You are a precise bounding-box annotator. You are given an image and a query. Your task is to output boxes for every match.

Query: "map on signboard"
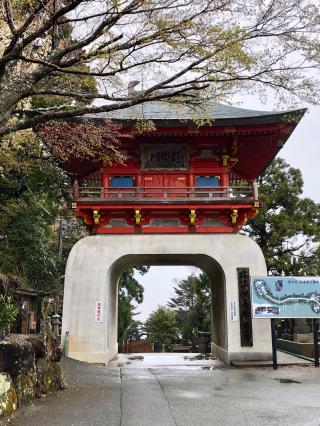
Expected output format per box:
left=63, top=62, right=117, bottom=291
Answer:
left=251, top=276, right=320, bottom=318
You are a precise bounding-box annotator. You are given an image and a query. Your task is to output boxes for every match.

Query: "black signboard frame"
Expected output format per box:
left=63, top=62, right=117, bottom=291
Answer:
left=140, top=143, right=189, bottom=171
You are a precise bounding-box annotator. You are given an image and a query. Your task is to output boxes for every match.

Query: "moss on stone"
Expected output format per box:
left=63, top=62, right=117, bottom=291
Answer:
left=0, top=374, right=17, bottom=418
left=2, top=388, right=17, bottom=417
left=36, top=359, right=67, bottom=396
left=14, top=371, right=37, bottom=406
left=0, top=335, right=67, bottom=419
left=46, top=362, right=67, bottom=392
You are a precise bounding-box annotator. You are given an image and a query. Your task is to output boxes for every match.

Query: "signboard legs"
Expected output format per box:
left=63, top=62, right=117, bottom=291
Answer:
left=271, top=319, right=277, bottom=370
left=312, top=319, right=319, bottom=368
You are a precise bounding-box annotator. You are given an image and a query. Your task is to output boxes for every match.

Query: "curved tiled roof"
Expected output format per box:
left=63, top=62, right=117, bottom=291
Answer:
left=85, top=101, right=305, bottom=125
left=64, top=101, right=305, bottom=180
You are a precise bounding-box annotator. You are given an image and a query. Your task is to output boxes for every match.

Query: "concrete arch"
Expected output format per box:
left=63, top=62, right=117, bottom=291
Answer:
left=62, top=234, right=272, bottom=364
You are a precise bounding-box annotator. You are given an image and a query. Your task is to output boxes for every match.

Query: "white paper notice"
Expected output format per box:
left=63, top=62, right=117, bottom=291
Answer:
left=230, top=300, right=238, bottom=321
left=95, top=301, right=103, bottom=323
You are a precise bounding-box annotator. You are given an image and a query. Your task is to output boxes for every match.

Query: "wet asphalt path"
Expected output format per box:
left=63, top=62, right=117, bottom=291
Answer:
left=4, top=353, right=320, bottom=426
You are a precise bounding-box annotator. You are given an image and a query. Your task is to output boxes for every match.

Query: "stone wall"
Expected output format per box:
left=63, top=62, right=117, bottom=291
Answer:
left=0, top=334, right=66, bottom=418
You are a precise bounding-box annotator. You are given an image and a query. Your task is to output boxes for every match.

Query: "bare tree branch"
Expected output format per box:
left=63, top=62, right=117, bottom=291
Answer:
left=1, top=0, right=320, bottom=138
left=3, top=0, right=16, bottom=34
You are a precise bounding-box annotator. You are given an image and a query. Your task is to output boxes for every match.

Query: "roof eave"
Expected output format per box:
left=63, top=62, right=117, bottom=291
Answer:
left=85, top=108, right=306, bottom=129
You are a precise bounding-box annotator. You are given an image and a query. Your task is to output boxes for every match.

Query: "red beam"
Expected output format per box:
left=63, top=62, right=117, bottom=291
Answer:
left=95, top=226, right=234, bottom=234
left=74, top=203, right=256, bottom=210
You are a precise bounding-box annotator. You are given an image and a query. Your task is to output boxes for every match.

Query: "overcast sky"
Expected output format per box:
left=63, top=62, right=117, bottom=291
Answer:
left=134, top=101, right=320, bottom=323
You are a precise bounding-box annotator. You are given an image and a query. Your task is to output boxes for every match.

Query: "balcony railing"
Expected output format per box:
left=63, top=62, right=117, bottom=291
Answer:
left=73, top=183, right=258, bottom=202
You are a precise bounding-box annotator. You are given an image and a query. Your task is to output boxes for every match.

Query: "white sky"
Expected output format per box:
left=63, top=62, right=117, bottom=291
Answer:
left=134, top=266, right=200, bottom=322
left=134, top=99, right=320, bottom=323
left=276, top=106, right=320, bottom=202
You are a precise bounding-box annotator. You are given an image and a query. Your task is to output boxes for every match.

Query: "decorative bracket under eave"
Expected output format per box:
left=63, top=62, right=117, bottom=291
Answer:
left=93, top=210, right=100, bottom=225
left=231, top=209, right=238, bottom=225
left=252, top=202, right=260, bottom=216
left=252, top=207, right=259, bottom=216
left=134, top=209, right=142, bottom=225
left=221, top=154, right=229, bottom=167
left=221, top=154, right=238, bottom=168
left=189, top=209, right=196, bottom=225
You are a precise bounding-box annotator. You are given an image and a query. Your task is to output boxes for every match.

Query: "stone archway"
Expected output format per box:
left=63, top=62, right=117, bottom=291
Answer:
left=61, top=234, right=271, bottom=364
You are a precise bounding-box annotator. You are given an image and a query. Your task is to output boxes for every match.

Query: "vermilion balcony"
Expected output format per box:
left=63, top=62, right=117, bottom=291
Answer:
left=71, top=181, right=260, bottom=233
left=73, top=182, right=259, bottom=203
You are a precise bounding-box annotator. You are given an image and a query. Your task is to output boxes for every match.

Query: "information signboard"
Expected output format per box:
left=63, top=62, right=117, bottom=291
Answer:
left=251, top=276, right=320, bottom=319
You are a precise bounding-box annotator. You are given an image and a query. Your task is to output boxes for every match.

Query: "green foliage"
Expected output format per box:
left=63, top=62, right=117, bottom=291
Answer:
left=0, top=130, right=85, bottom=291
left=11, top=0, right=41, bottom=12
left=245, top=158, right=320, bottom=275
left=31, top=66, right=98, bottom=110
left=168, top=273, right=211, bottom=344
left=144, top=306, right=177, bottom=347
left=118, top=267, right=148, bottom=343
left=0, top=295, right=19, bottom=331
left=125, top=320, right=144, bottom=342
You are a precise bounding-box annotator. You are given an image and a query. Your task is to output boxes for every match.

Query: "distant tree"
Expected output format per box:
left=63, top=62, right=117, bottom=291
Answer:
left=0, top=130, right=84, bottom=291
left=1, top=1, right=320, bottom=138
left=245, top=158, right=320, bottom=275
left=125, top=320, right=144, bottom=342
left=144, top=306, right=177, bottom=351
left=168, top=273, right=211, bottom=344
left=118, top=266, right=148, bottom=344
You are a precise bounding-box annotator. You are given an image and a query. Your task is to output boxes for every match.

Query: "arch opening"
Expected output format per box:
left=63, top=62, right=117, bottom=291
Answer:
left=108, top=254, right=227, bottom=355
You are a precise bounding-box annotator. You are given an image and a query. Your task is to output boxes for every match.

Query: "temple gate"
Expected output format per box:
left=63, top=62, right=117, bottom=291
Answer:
left=60, top=102, right=304, bottom=364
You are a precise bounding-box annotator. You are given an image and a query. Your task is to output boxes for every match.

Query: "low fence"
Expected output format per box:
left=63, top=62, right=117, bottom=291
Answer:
left=119, top=340, right=153, bottom=353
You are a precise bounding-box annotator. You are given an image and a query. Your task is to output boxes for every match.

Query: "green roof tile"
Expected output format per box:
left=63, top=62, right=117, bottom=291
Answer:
left=85, top=101, right=304, bottom=124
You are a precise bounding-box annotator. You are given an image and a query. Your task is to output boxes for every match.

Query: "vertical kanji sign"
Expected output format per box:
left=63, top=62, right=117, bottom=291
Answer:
left=230, top=300, right=238, bottom=322
left=95, top=301, right=103, bottom=323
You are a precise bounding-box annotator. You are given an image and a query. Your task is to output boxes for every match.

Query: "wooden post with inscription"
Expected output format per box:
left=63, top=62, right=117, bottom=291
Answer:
left=237, top=267, right=253, bottom=347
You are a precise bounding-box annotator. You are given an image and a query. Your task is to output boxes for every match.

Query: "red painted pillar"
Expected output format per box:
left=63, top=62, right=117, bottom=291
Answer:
left=136, top=174, right=142, bottom=198
left=101, top=173, right=109, bottom=198
left=188, top=173, right=195, bottom=198
left=220, top=172, right=229, bottom=197
left=73, top=179, right=79, bottom=199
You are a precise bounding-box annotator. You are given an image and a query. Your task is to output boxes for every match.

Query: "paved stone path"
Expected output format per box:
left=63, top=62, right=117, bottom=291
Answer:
left=4, top=353, right=320, bottom=426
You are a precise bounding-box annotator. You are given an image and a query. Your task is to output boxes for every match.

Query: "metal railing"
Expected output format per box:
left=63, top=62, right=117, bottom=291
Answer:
left=74, top=184, right=257, bottom=201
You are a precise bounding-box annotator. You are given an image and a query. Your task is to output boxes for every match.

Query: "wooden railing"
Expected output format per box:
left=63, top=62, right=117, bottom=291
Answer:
left=73, top=183, right=258, bottom=201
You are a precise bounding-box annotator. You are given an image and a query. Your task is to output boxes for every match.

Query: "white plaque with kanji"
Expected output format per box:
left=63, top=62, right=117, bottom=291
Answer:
left=95, top=301, right=103, bottom=323
left=230, top=300, right=238, bottom=322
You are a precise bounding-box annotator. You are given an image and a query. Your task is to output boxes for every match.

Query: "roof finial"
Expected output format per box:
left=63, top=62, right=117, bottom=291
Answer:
left=128, top=80, right=140, bottom=96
